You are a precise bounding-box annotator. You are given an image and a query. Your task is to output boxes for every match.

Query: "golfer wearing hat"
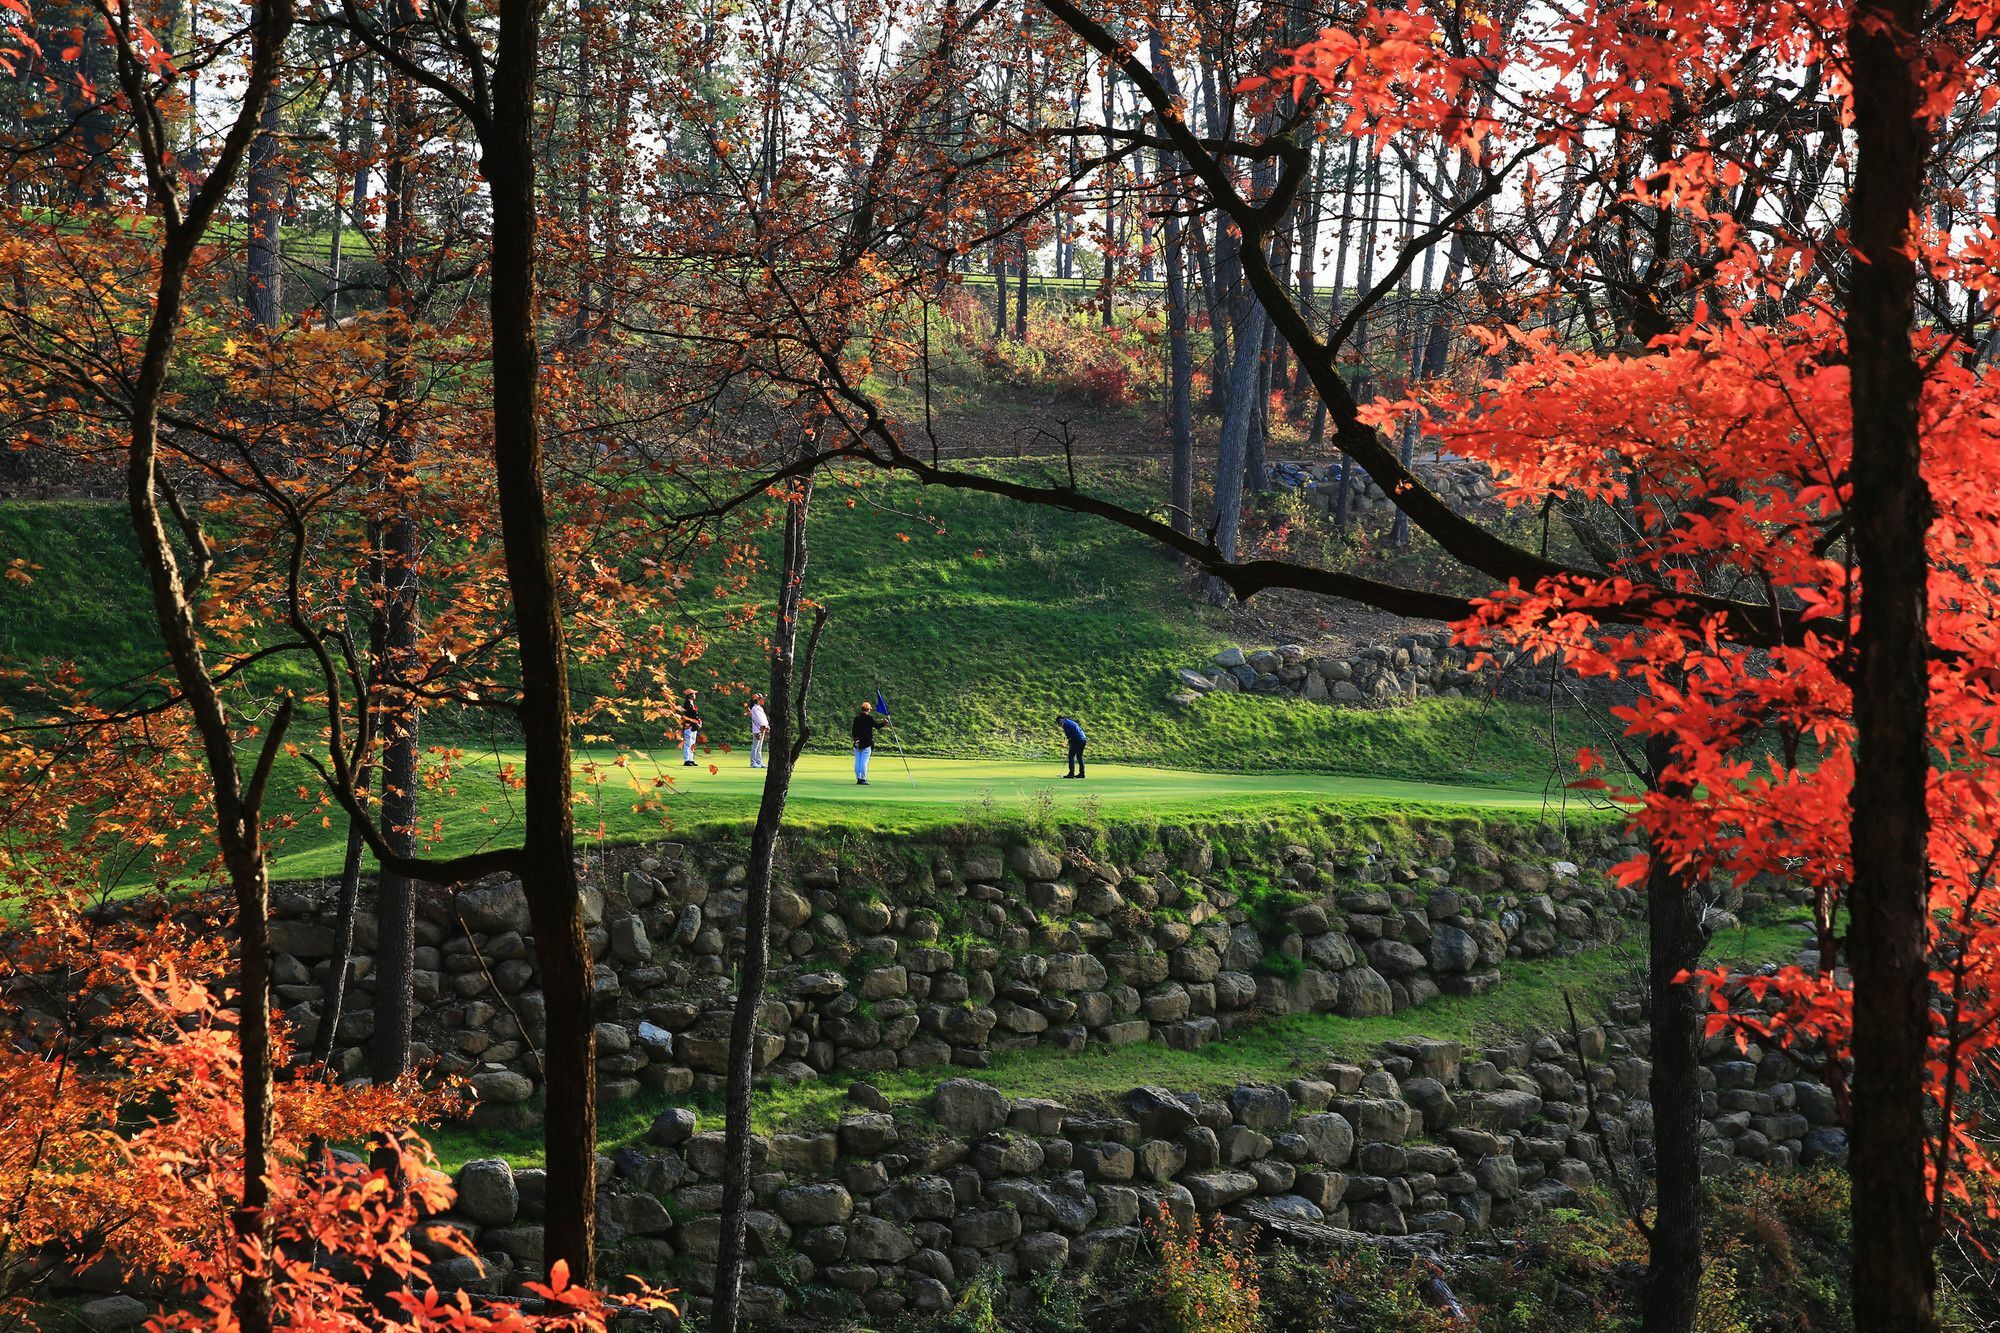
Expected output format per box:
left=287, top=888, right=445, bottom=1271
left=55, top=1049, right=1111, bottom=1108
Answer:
left=851, top=699, right=892, bottom=785
left=680, top=688, right=703, bottom=767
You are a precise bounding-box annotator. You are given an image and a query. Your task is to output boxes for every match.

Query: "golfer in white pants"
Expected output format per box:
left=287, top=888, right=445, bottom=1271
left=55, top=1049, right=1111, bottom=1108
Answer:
left=679, top=688, right=702, bottom=767
left=748, top=693, right=770, bottom=768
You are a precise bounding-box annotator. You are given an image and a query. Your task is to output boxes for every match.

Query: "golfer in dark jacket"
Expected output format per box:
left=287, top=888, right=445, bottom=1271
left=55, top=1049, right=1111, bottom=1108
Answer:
left=851, top=700, right=892, bottom=784
left=680, top=689, right=703, bottom=767
left=1059, top=715, right=1087, bottom=778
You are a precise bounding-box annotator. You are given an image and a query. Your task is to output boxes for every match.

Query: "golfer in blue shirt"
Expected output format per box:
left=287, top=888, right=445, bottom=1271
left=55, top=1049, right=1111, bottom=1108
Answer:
left=1059, top=715, right=1087, bottom=779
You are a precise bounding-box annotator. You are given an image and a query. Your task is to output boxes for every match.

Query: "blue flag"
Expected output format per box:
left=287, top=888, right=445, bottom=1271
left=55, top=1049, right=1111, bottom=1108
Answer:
left=874, top=690, right=891, bottom=718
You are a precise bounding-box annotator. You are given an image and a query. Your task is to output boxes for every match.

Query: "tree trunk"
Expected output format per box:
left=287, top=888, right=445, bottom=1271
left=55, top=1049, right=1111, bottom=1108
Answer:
left=369, top=40, right=422, bottom=1089
left=367, top=571, right=420, bottom=1083
left=1643, top=735, right=1708, bottom=1333
left=245, top=81, right=283, bottom=327
left=486, top=0, right=597, bottom=1280
left=710, top=480, right=826, bottom=1332
left=1309, top=138, right=1360, bottom=450
left=1150, top=28, right=1193, bottom=538
left=993, top=240, right=1008, bottom=338
left=1844, top=0, right=1938, bottom=1326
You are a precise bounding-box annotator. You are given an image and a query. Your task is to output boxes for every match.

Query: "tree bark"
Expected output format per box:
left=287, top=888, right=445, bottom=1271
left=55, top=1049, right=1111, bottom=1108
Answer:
left=1844, top=0, right=1938, bottom=1326
left=709, top=481, right=826, bottom=1332
left=1149, top=29, right=1193, bottom=538
left=1642, top=735, right=1708, bottom=1333
left=246, top=81, right=283, bottom=327
left=485, top=0, right=598, bottom=1280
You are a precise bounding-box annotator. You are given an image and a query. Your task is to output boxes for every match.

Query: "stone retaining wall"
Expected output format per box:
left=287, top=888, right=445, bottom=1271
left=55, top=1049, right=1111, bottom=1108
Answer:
left=274, top=820, right=1664, bottom=1125
left=425, top=979, right=1841, bottom=1324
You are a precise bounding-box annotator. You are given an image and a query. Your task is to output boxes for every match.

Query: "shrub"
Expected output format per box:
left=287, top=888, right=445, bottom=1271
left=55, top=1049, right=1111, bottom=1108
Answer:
left=1144, top=1202, right=1260, bottom=1333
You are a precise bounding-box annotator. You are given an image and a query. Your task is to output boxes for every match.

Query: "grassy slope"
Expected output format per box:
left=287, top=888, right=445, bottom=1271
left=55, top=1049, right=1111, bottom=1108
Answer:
left=426, top=915, right=1811, bottom=1170
left=1, top=482, right=1584, bottom=783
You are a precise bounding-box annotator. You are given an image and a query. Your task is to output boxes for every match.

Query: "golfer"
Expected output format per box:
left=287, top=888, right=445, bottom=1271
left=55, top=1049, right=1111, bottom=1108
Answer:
left=851, top=699, right=892, bottom=785
left=679, top=688, right=703, bottom=767
left=1059, top=714, right=1087, bottom=779
left=747, top=693, right=770, bottom=769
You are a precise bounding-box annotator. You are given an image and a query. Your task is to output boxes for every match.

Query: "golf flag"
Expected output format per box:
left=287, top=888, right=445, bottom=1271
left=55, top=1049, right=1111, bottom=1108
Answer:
left=875, top=690, right=890, bottom=717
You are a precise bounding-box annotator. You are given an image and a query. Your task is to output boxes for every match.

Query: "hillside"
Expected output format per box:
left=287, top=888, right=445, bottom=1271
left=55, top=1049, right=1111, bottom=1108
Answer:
left=0, top=472, right=1584, bottom=795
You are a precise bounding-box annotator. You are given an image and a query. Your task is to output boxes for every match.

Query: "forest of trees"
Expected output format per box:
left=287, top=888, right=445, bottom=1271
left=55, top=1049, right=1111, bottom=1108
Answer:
left=0, top=0, right=1997, bottom=1328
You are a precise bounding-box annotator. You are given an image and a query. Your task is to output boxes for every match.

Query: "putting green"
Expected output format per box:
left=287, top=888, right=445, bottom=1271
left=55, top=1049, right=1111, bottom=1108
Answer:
left=262, top=749, right=1593, bottom=882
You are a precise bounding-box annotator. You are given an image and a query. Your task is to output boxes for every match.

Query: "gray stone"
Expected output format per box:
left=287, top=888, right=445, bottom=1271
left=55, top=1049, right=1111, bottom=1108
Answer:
left=1128, top=1086, right=1199, bottom=1136
left=1365, top=939, right=1427, bottom=976
left=1182, top=1170, right=1259, bottom=1210
left=1334, top=966, right=1394, bottom=1017
left=471, top=1070, right=535, bottom=1105
left=933, top=1078, right=1009, bottom=1136
left=1018, top=1230, right=1071, bottom=1273
left=610, top=914, right=652, bottom=964
left=458, top=882, right=532, bottom=934
left=266, top=919, right=335, bottom=957
left=1010, top=844, right=1064, bottom=880
left=859, top=966, right=908, bottom=1000
left=776, top=1182, right=855, bottom=1227
left=455, top=1158, right=519, bottom=1226
left=953, top=1208, right=1023, bottom=1249
left=1426, top=925, right=1480, bottom=974
left=79, top=1297, right=148, bottom=1332
left=1230, top=1084, right=1292, bottom=1130
left=1292, top=1113, right=1356, bottom=1166
left=848, top=1215, right=917, bottom=1262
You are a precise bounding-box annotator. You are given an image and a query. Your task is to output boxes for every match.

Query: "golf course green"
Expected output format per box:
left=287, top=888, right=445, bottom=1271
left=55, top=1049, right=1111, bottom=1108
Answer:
left=262, top=750, right=1597, bottom=881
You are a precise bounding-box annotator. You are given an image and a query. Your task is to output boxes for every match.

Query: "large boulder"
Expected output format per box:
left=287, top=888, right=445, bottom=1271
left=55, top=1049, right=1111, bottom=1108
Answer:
left=1334, top=966, right=1394, bottom=1017
left=1292, top=1112, right=1357, bottom=1167
left=933, top=1078, right=1009, bottom=1136
left=455, top=1158, right=519, bottom=1226
left=1010, top=844, right=1064, bottom=881
left=458, top=881, right=531, bottom=934
left=1128, top=1086, right=1199, bottom=1136
left=1426, top=925, right=1480, bottom=975
left=776, top=1183, right=855, bottom=1227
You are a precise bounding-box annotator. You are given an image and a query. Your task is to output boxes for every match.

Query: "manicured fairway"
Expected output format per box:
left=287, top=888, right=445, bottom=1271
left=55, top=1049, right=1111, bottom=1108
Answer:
left=262, top=750, right=1598, bottom=881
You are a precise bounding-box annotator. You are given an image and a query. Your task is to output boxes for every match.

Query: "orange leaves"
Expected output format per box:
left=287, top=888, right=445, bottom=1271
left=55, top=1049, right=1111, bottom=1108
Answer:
left=1243, top=9, right=1501, bottom=154
left=0, top=916, right=668, bottom=1330
left=1443, top=292, right=2000, bottom=1226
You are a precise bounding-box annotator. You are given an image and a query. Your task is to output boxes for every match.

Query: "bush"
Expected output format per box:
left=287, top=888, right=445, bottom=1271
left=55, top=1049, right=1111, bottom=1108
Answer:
left=1144, top=1202, right=1260, bottom=1333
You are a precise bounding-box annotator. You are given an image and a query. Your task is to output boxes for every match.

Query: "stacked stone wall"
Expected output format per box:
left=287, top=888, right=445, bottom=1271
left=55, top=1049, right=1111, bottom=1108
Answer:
left=270, top=819, right=1685, bottom=1124
left=425, top=983, right=1841, bottom=1323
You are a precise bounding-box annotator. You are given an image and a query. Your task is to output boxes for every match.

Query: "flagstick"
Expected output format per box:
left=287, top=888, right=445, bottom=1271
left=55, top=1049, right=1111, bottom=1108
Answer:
left=876, top=684, right=917, bottom=787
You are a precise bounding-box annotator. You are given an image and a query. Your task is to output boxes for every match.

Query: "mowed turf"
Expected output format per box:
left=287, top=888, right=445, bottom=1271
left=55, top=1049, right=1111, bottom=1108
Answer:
left=261, top=750, right=1594, bottom=882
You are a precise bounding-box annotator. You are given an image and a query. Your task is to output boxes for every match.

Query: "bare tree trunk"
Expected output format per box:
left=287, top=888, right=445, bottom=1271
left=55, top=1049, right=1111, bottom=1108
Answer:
left=368, top=14, right=422, bottom=1090
left=487, top=0, right=598, bottom=1280
left=246, top=81, right=284, bottom=327
left=1148, top=28, right=1193, bottom=537
left=1642, top=733, right=1709, bottom=1333
left=1844, top=0, right=1938, bottom=1325
left=325, top=60, right=351, bottom=328
left=367, top=519, right=420, bottom=1083
left=1308, top=138, right=1359, bottom=449
left=993, top=238, right=1008, bottom=337
left=1015, top=231, right=1029, bottom=339
left=710, top=480, right=827, bottom=1333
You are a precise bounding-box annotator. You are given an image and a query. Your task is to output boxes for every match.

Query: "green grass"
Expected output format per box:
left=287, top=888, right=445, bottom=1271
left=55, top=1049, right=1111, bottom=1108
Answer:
left=425, top=912, right=1812, bottom=1171
left=257, top=750, right=1605, bottom=882
left=1, top=482, right=1592, bottom=789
